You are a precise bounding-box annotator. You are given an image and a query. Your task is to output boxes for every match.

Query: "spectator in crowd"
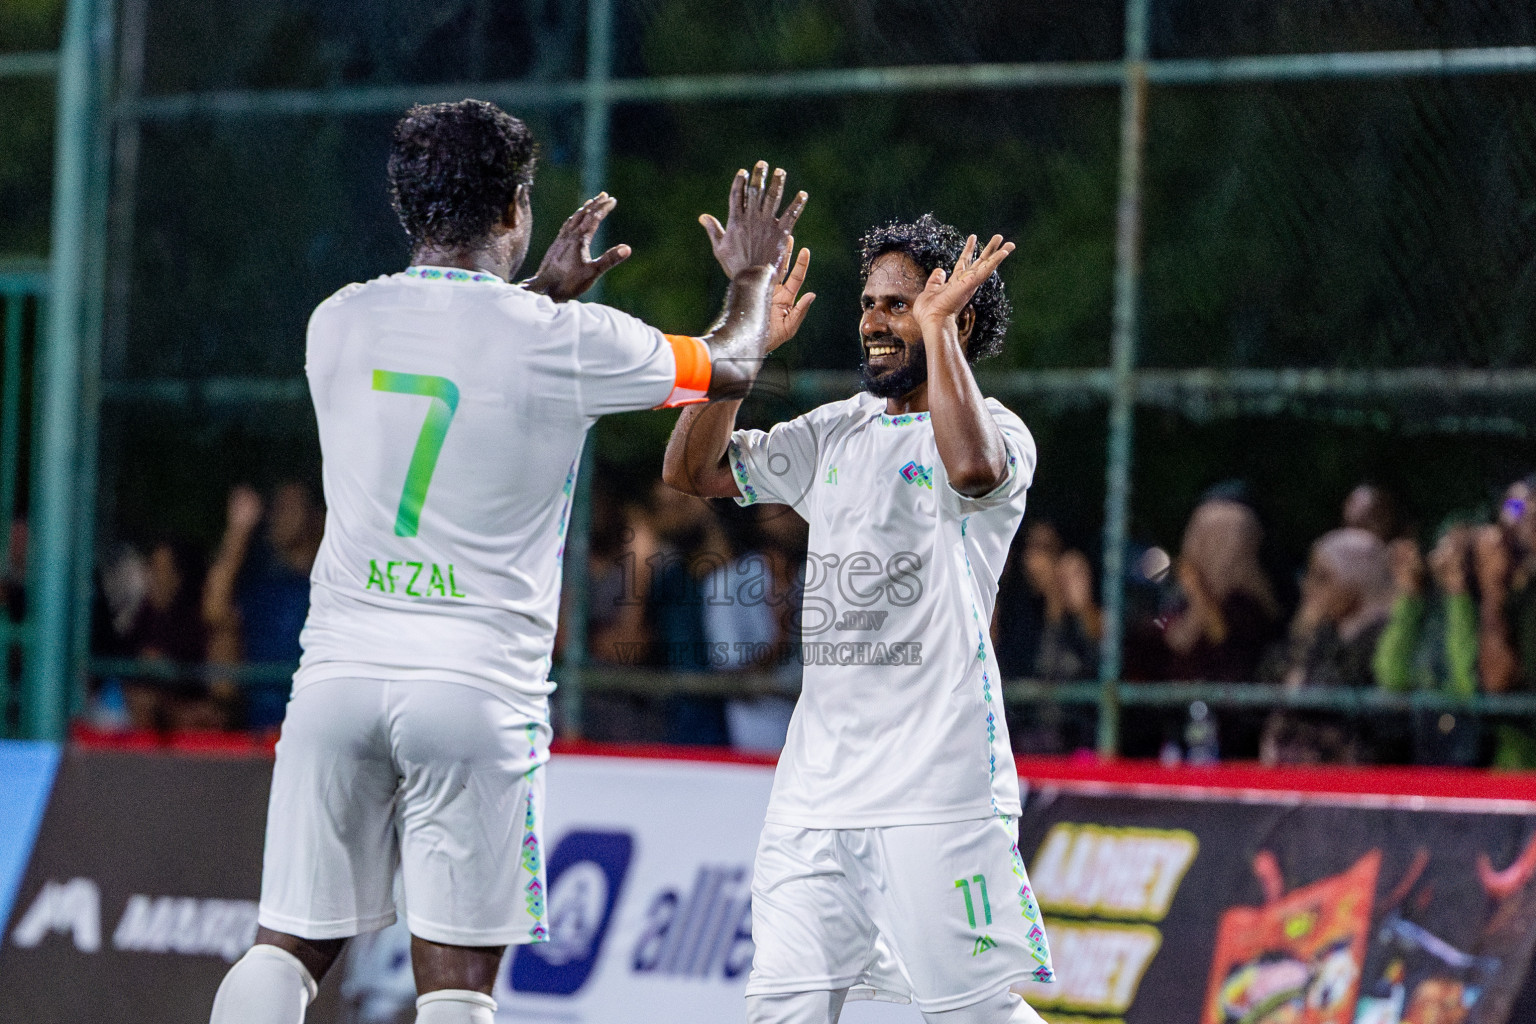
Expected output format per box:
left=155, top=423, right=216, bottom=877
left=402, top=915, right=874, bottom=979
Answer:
left=1374, top=524, right=1482, bottom=764
left=707, top=504, right=795, bottom=752
left=1259, top=528, right=1395, bottom=765
left=993, top=520, right=1101, bottom=753
left=755, top=499, right=809, bottom=649
left=995, top=520, right=1101, bottom=681
left=1475, top=476, right=1536, bottom=692
left=645, top=479, right=731, bottom=744
left=203, top=481, right=323, bottom=731
left=98, top=541, right=147, bottom=646
left=1342, top=482, right=1403, bottom=542
left=1147, top=496, right=1283, bottom=759
left=1162, top=497, right=1282, bottom=683
left=122, top=538, right=218, bottom=731
left=1473, top=475, right=1536, bottom=767
left=570, top=488, right=664, bottom=741
left=585, top=490, right=657, bottom=668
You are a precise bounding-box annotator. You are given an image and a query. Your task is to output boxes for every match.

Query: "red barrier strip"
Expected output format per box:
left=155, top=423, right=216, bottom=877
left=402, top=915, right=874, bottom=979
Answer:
left=66, top=727, right=1536, bottom=804
left=70, top=723, right=279, bottom=756
left=1011, top=755, right=1536, bottom=806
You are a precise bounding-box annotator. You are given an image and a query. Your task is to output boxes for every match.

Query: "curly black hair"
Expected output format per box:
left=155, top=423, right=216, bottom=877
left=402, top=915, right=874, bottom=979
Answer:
left=858, top=214, right=1012, bottom=362
left=388, top=100, right=537, bottom=251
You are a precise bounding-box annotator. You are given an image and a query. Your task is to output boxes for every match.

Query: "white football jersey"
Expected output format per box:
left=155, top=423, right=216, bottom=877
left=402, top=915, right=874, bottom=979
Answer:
left=296, top=266, right=695, bottom=718
left=730, top=392, right=1035, bottom=827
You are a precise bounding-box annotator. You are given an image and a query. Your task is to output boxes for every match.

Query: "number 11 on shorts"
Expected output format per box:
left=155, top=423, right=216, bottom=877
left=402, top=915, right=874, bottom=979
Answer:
left=372, top=370, right=460, bottom=538
left=955, top=875, right=992, bottom=928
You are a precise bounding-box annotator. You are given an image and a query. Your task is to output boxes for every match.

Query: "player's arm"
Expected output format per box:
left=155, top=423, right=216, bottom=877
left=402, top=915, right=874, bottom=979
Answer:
left=664, top=243, right=814, bottom=499
left=569, top=167, right=804, bottom=425
left=913, top=234, right=1015, bottom=497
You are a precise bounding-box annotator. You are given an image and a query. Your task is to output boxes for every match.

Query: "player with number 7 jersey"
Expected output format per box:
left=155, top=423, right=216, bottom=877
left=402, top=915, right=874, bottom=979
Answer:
left=209, top=100, right=806, bottom=1024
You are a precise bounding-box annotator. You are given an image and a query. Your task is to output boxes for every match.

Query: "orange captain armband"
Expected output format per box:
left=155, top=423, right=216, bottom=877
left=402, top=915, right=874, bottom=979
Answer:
left=659, top=334, right=712, bottom=408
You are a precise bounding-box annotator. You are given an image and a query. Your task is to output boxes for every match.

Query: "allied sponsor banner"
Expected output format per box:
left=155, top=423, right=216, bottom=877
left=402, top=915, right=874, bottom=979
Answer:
left=334, top=754, right=779, bottom=1024
left=2, top=741, right=1535, bottom=1024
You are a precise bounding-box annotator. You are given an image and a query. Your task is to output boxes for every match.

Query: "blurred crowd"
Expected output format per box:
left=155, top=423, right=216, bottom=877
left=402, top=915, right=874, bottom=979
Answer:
left=86, top=481, right=324, bottom=735
left=1024, top=477, right=1536, bottom=770
left=72, top=469, right=1536, bottom=769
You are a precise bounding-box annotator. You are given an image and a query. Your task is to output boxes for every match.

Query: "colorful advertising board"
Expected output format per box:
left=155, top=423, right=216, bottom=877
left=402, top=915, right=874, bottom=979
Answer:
left=1, top=741, right=1533, bottom=1024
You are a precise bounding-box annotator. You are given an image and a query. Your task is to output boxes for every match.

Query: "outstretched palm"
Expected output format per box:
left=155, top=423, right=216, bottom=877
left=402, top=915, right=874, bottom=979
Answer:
left=768, top=243, right=815, bottom=352
left=911, top=234, right=1015, bottom=329
left=699, top=161, right=808, bottom=281
left=525, top=193, right=631, bottom=300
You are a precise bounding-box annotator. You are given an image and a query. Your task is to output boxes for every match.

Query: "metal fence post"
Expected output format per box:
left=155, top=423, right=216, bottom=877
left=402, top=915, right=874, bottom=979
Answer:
left=24, top=0, right=99, bottom=740
left=1096, top=0, right=1152, bottom=757
left=558, top=0, right=616, bottom=737
left=69, top=0, right=119, bottom=714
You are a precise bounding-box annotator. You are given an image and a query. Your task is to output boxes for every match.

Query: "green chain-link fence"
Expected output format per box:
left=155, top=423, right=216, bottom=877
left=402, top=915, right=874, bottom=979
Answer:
left=4, top=0, right=1536, bottom=749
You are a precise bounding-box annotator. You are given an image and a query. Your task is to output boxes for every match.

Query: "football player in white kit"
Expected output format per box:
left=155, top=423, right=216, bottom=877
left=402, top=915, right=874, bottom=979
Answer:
left=663, top=214, right=1054, bottom=1024
left=207, top=99, right=805, bottom=1024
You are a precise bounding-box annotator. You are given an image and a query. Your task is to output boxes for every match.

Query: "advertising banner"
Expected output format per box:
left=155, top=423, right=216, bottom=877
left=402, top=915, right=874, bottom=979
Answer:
left=0, top=747, right=333, bottom=1022
left=334, top=753, right=781, bottom=1024
left=1011, top=768, right=1536, bottom=1024
left=2, top=741, right=1534, bottom=1024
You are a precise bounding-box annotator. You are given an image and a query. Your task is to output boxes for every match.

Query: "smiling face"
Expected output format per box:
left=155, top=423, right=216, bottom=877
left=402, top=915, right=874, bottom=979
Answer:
left=858, top=252, right=931, bottom=400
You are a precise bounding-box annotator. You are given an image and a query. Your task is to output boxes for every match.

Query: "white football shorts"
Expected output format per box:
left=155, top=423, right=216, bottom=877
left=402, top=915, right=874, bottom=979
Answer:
left=257, top=677, right=549, bottom=947
left=746, top=816, right=1056, bottom=1013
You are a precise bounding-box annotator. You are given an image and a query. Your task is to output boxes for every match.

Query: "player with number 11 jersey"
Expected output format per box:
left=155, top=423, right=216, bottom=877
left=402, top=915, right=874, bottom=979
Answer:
left=664, top=214, right=1054, bottom=1024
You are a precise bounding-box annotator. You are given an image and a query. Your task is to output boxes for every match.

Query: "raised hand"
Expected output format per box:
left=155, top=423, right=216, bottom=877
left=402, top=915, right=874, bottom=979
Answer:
left=699, top=161, right=807, bottom=281
left=768, top=242, right=815, bottom=352
left=524, top=193, right=632, bottom=301
left=911, top=234, right=1014, bottom=331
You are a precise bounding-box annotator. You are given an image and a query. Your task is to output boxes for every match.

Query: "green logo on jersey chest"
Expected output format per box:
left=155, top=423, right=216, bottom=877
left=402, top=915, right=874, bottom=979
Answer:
left=366, top=558, right=467, bottom=598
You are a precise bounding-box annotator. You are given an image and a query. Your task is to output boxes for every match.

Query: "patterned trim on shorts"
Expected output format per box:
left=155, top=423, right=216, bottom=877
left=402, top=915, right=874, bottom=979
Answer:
left=1008, top=835, right=1055, bottom=983
left=521, top=724, right=548, bottom=942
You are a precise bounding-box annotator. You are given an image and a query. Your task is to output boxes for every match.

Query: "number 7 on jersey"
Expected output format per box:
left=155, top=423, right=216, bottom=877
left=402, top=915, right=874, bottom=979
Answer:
left=372, top=370, right=460, bottom=538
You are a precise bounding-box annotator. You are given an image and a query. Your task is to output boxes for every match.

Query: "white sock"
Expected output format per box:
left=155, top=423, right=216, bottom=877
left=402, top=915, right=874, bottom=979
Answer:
left=209, top=944, right=318, bottom=1024
left=415, top=989, right=497, bottom=1024
left=746, top=989, right=849, bottom=1024
left=921, top=988, right=1046, bottom=1024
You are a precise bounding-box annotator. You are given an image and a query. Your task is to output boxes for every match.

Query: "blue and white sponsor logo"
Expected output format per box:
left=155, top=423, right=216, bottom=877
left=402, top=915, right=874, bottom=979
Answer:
left=630, top=864, right=753, bottom=981
left=511, top=830, right=634, bottom=996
